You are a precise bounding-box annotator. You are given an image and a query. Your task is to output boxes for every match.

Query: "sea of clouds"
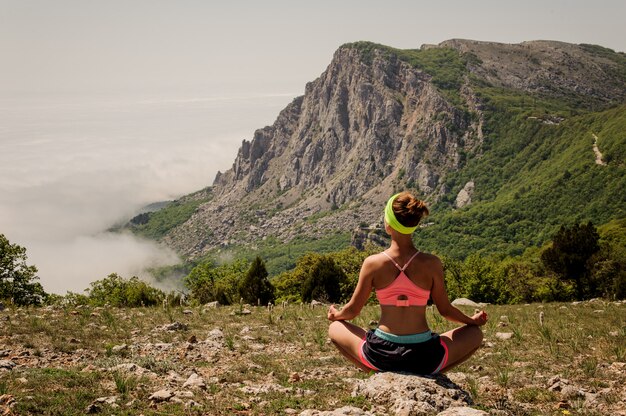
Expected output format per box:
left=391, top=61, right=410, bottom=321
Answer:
left=0, top=91, right=296, bottom=294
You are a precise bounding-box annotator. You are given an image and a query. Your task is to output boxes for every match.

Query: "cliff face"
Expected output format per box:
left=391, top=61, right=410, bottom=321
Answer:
left=162, top=40, right=626, bottom=257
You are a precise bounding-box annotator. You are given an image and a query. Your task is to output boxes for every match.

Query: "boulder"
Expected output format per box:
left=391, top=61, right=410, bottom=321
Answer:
left=299, top=406, right=374, bottom=415
left=352, top=372, right=472, bottom=414
left=437, top=407, right=488, bottom=415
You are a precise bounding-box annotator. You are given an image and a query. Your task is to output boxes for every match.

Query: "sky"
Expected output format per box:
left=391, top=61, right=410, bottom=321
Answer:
left=1, top=0, right=625, bottom=294
left=2, top=0, right=625, bottom=95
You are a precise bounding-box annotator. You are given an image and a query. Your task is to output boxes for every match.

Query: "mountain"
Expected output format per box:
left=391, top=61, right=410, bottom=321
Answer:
left=128, top=39, right=626, bottom=264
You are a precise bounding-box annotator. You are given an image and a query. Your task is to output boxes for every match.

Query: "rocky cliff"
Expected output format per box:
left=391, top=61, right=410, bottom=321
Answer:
left=160, top=39, right=626, bottom=258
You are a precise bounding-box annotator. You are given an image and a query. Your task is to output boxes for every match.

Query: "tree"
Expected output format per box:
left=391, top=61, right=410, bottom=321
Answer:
left=301, top=255, right=346, bottom=303
left=541, top=222, right=600, bottom=299
left=0, top=234, right=47, bottom=306
left=238, top=256, right=275, bottom=305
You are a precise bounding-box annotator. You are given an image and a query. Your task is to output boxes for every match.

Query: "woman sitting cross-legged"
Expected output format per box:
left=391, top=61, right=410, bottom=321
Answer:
left=328, top=192, right=487, bottom=374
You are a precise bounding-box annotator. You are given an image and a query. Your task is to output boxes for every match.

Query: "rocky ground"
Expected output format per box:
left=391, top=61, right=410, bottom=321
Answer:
left=0, top=300, right=624, bottom=415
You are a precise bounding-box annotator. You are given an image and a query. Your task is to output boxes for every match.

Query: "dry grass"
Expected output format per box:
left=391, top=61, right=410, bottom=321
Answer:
left=0, top=300, right=624, bottom=415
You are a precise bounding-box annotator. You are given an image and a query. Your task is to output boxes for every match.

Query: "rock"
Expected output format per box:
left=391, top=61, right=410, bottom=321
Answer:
left=185, top=400, right=201, bottom=408
left=206, top=328, right=224, bottom=340
left=561, top=385, right=585, bottom=400
left=451, top=298, right=480, bottom=308
left=182, top=373, right=206, bottom=390
left=111, top=344, right=128, bottom=354
left=0, top=360, right=16, bottom=370
left=183, top=309, right=193, bottom=315
left=175, top=390, right=194, bottom=398
left=94, top=396, right=118, bottom=405
left=455, top=181, right=475, bottom=208
left=168, top=321, right=188, bottom=331
left=352, top=372, right=471, bottom=414
left=299, top=406, right=375, bottom=415
left=81, top=364, right=98, bottom=373
left=495, top=332, right=513, bottom=340
left=609, top=331, right=619, bottom=337
left=437, top=407, right=488, bottom=415
left=548, top=376, right=571, bottom=392
left=204, top=301, right=220, bottom=308
left=149, top=389, right=174, bottom=402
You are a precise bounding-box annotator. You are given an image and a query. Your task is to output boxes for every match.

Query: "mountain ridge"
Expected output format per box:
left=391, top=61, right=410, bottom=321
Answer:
left=127, top=39, right=626, bottom=262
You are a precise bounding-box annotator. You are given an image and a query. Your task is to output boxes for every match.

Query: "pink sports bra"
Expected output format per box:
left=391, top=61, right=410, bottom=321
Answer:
left=376, top=251, right=430, bottom=307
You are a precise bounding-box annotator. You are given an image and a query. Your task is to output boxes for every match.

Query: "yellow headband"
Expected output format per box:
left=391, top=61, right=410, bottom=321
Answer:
left=384, top=193, right=419, bottom=234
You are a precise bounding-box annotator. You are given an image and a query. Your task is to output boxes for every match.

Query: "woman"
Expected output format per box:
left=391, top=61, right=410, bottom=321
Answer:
left=328, top=192, right=487, bottom=374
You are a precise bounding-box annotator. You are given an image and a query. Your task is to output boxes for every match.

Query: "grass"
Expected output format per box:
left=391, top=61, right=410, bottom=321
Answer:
left=0, top=301, right=624, bottom=415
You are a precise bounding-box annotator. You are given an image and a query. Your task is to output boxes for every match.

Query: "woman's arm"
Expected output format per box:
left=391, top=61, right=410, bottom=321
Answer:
left=327, top=256, right=376, bottom=321
left=430, top=256, right=488, bottom=326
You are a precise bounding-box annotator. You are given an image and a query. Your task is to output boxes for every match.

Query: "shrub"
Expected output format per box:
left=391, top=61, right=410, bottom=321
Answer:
left=86, top=273, right=165, bottom=307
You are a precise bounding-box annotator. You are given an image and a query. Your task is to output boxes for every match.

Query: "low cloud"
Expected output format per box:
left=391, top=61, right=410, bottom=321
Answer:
left=0, top=92, right=296, bottom=294
left=27, top=232, right=180, bottom=294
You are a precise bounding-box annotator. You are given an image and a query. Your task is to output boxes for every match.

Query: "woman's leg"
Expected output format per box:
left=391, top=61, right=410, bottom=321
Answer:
left=328, top=321, right=371, bottom=372
left=439, top=325, right=483, bottom=373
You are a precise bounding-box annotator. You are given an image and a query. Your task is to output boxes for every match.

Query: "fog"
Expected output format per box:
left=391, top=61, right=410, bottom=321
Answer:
left=0, top=92, right=297, bottom=293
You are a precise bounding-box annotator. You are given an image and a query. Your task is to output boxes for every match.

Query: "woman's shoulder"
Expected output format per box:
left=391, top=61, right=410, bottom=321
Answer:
left=363, top=252, right=387, bottom=266
left=416, top=251, right=443, bottom=267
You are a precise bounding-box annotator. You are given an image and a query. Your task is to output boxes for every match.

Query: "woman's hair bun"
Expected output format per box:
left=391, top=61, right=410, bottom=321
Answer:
left=392, top=192, right=429, bottom=227
left=406, top=197, right=429, bottom=217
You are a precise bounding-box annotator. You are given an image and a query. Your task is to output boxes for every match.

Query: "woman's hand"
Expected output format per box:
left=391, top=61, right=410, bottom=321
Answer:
left=471, top=310, right=488, bottom=326
left=327, top=304, right=341, bottom=321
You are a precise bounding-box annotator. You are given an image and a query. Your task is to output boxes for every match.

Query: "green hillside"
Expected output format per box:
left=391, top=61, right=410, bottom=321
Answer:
left=419, top=99, right=626, bottom=258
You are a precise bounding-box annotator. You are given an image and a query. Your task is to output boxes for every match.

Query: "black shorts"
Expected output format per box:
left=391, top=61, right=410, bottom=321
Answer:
left=359, top=329, right=449, bottom=375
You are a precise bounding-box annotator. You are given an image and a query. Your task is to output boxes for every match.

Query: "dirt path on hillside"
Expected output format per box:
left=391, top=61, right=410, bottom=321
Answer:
left=592, top=133, right=606, bottom=165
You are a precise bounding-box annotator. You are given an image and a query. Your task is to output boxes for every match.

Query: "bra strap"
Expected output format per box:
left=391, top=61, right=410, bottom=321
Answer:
left=401, top=251, right=420, bottom=271
left=382, top=250, right=420, bottom=271
left=381, top=251, right=402, bottom=271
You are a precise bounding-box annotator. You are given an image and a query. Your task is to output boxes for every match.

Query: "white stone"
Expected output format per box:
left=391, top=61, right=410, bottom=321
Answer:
left=451, top=298, right=480, bottom=308
left=149, top=389, right=173, bottom=402
left=182, top=373, right=206, bottom=390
